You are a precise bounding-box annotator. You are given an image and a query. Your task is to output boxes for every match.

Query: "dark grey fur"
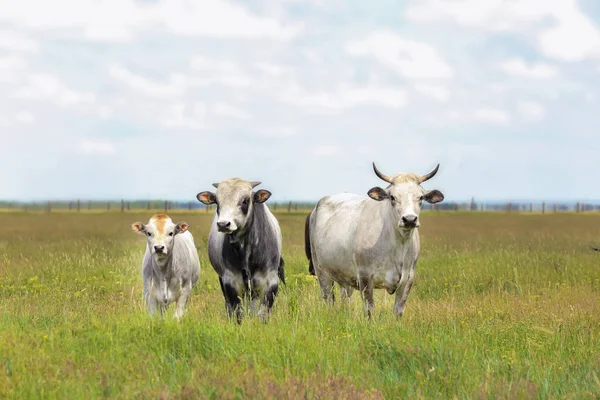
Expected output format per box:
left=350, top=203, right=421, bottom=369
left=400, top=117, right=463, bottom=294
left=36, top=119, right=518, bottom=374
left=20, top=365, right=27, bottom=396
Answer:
left=206, top=200, right=284, bottom=323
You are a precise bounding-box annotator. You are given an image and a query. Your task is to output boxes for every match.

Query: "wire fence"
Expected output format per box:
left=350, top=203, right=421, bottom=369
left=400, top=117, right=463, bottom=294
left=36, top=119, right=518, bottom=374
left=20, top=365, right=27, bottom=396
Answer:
left=1, top=199, right=599, bottom=213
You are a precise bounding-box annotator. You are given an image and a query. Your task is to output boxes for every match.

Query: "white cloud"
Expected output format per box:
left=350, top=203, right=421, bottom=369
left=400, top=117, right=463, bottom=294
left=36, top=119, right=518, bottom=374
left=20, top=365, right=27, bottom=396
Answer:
left=517, top=101, right=545, bottom=121
left=211, top=102, right=252, bottom=120
left=161, top=102, right=207, bottom=130
left=0, top=0, right=303, bottom=42
left=414, top=84, right=450, bottom=102
left=15, top=110, right=35, bottom=124
left=253, top=62, right=291, bottom=77
left=0, top=55, right=27, bottom=82
left=16, top=74, right=95, bottom=106
left=190, top=57, right=253, bottom=88
left=0, top=30, right=38, bottom=52
left=312, top=145, right=341, bottom=157
left=345, top=30, right=453, bottom=79
left=406, top=0, right=600, bottom=62
left=286, top=83, right=407, bottom=111
left=256, top=126, right=297, bottom=138
left=108, top=64, right=187, bottom=98
left=474, top=108, right=511, bottom=125
left=500, top=59, right=558, bottom=78
left=537, top=2, right=600, bottom=62
left=76, top=139, right=116, bottom=156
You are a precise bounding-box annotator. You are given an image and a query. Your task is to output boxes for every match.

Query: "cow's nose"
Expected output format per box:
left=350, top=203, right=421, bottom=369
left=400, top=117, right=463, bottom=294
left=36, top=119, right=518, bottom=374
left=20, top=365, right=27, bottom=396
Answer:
left=154, top=245, right=165, bottom=253
left=217, top=221, right=231, bottom=229
left=402, top=215, right=418, bottom=227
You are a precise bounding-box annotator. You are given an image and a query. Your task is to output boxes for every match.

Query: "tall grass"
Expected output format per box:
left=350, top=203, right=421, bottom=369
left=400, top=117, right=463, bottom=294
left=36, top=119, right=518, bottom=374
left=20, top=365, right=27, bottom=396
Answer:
left=0, top=211, right=599, bottom=399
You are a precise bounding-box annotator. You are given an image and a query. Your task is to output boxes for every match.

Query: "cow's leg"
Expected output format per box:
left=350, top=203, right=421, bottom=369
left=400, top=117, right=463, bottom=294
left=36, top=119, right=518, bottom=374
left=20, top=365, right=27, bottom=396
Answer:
left=174, top=281, right=191, bottom=320
left=393, top=265, right=415, bottom=318
left=255, top=271, right=280, bottom=323
left=146, top=291, right=159, bottom=316
left=220, top=277, right=243, bottom=324
left=358, top=275, right=374, bottom=319
left=340, top=286, right=354, bottom=303
left=316, top=273, right=335, bottom=304
left=250, top=277, right=263, bottom=316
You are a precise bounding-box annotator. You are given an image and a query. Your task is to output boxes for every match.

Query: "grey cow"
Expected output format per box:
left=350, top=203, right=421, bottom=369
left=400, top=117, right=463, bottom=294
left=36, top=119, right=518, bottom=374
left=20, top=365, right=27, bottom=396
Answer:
left=197, top=178, right=285, bottom=323
left=131, top=214, right=201, bottom=319
left=306, top=162, right=444, bottom=318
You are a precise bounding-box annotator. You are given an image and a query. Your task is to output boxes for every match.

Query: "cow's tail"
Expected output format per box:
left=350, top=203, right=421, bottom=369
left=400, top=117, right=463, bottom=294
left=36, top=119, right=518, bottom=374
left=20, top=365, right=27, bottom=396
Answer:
left=278, top=257, right=286, bottom=285
left=305, top=211, right=316, bottom=276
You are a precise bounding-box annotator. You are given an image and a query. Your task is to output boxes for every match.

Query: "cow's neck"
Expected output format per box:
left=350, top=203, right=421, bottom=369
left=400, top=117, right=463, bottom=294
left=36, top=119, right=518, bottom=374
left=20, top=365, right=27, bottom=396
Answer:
left=395, top=227, right=416, bottom=242
left=151, top=252, right=173, bottom=278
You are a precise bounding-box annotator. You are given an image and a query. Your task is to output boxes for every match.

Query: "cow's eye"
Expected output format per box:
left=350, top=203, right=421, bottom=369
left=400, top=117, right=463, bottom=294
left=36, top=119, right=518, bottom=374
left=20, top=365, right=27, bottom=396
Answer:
left=241, top=198, right=249, bottom=206
left=390, top=196, right=396, bottom=202
left=168, top=232, right=174, bottom=237
left=146, top=232, right=152, bottom=237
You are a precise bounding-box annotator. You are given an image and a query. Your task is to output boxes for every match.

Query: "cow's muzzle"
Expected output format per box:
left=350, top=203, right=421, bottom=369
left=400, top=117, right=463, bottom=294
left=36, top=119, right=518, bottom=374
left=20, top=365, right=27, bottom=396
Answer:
left=217, top=220, right=235, bottom=234
left=400, top=215, right=419, bottom=229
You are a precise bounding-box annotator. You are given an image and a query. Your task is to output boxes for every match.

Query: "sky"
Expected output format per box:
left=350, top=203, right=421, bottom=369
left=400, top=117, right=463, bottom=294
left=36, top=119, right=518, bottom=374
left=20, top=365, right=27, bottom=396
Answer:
left=1, top=0, right=599, bottom=202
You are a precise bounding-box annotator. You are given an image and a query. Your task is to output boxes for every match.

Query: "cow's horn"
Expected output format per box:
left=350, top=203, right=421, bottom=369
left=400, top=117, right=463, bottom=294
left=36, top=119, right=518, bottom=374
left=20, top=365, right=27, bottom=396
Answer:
left=372, top=162, right=392, bottom=183
left=250, top=181, right=262, bottom=188
left=419, top=164, right=440, bottom=183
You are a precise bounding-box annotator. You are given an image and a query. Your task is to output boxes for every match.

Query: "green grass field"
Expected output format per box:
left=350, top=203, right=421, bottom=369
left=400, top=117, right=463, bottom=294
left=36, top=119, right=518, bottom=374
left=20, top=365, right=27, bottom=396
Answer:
left=1, top=211, right=599, bottom=399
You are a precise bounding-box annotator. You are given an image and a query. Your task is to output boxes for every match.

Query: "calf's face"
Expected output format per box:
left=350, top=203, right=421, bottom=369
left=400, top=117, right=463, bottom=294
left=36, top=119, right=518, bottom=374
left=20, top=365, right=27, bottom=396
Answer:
left=131, top=214, right=189, bottom=259
left=197, top=178, right=271, bottom=234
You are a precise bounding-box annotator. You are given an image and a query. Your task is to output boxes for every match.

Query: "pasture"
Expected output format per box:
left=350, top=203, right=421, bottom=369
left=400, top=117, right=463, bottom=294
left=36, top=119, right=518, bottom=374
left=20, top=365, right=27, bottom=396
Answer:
left=1, top=211, right=599, bottom=399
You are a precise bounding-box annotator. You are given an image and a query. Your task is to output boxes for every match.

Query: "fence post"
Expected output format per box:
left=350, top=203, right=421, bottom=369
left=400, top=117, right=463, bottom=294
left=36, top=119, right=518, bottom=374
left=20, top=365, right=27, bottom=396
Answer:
left=107, top=202, right=111, bottom=211
left=47, top=201, right=51, bottom=213
left=147, top=201, right=151, bottom=210
left=68, top=201, right=73, bottom=211
left=206, top=204, right=209, bottom=213
left=188, top=201, right=192, bottom=211
left=553, top=204, right=557, bottom=213
left=77, top=199, right=80, bottom=212
left=529, top=203, right=533, bottom=213
left=274, top=202, right=277, bottom=211
left=121, top=199, right=125, bottom=212
left=127, top=201, right=131, bottom=211
left=164, top=200, right=168, bottom=213
left=288, top=201, right=292, bottom=213
left=542, top=202, right=545, bottom=214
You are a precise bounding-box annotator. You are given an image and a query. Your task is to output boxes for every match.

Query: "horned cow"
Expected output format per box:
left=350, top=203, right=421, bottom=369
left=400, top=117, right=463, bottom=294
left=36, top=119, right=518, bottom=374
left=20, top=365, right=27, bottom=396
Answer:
left=306, top=162, right=444, bottom=318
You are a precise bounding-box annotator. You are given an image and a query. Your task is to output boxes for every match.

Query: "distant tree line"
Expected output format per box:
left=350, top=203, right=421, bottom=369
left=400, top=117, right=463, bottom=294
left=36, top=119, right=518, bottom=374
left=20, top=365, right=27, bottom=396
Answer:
left=0, top=199, right=598, bottom=213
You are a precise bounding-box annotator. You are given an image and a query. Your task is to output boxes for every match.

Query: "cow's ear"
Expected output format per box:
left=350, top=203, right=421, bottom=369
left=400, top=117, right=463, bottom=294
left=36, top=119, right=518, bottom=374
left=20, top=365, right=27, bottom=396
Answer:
left=175, top=222, right=189, bottom=234
left=131, top=222, right=145, bottom=234
left=367, top=187, right=389, bottom=201
left=197, top=191, right=216, bottom=205
left=423, top=189, right=444, bottom=204
left=254, top=189, right=272, bottom=203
